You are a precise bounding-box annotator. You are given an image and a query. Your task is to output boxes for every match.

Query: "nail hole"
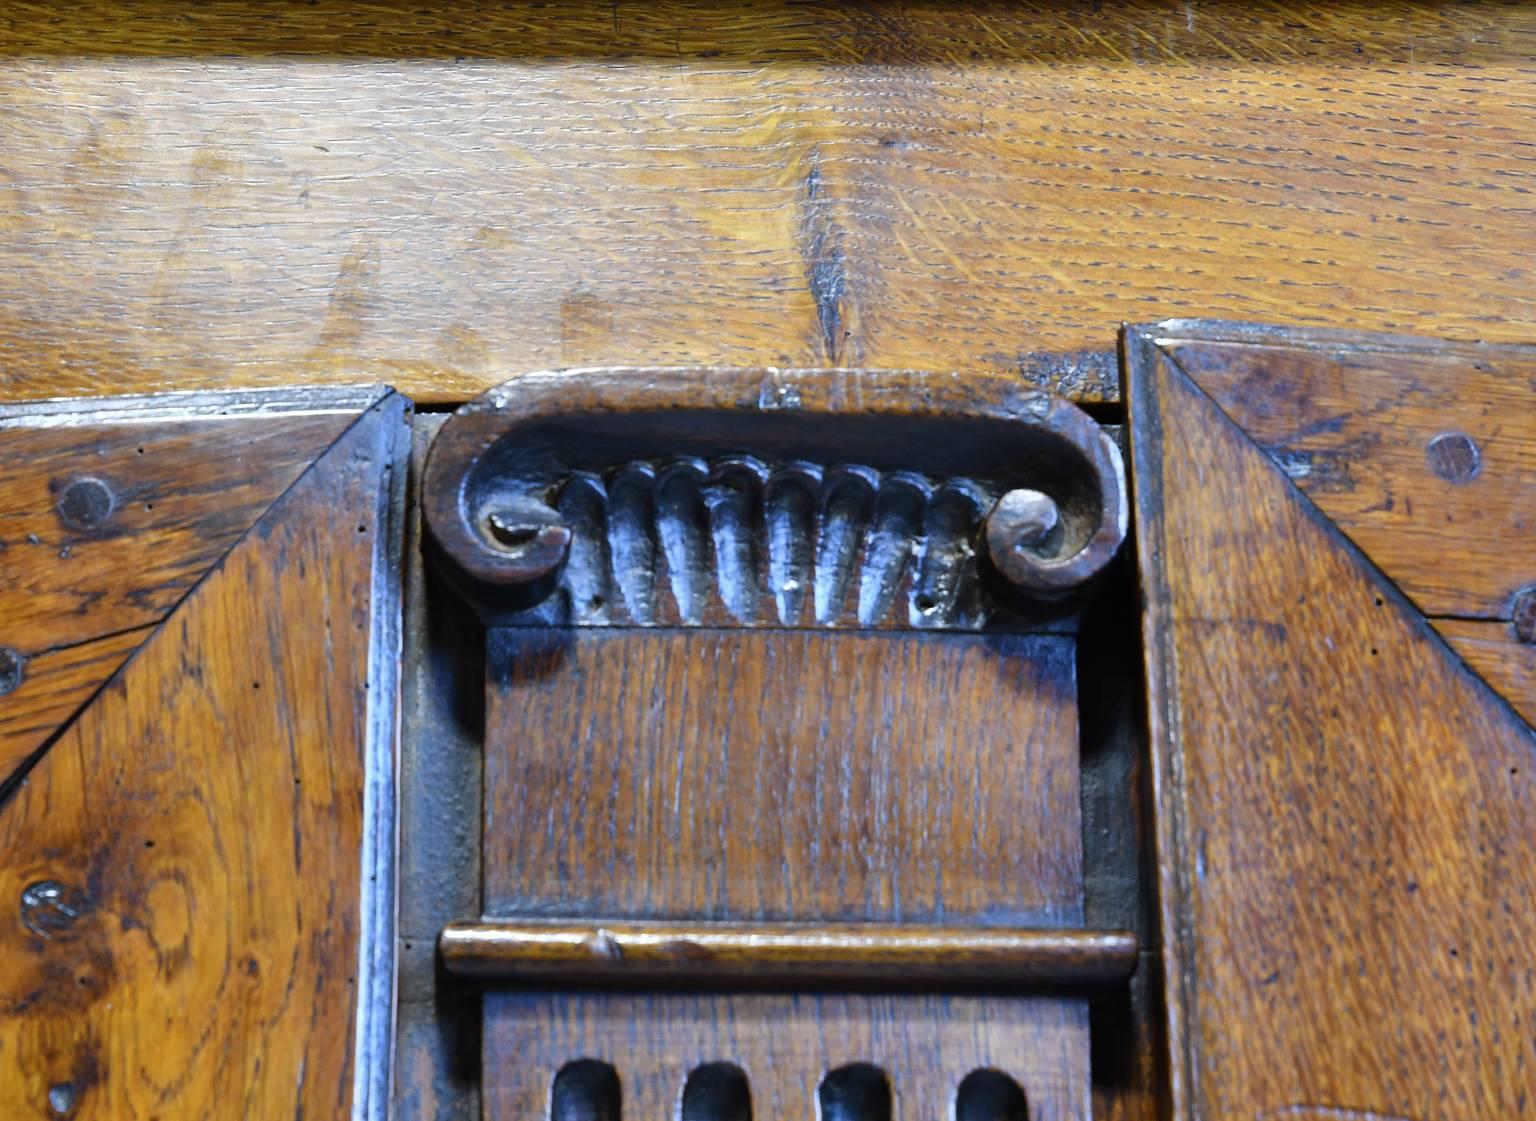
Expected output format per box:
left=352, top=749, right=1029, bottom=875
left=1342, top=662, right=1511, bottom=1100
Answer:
left=551, top=1059, right=621, bottom=1121
left=819, top=1064, right=891, bottom=1121
left=681, top=1063, right=752, bottom=1121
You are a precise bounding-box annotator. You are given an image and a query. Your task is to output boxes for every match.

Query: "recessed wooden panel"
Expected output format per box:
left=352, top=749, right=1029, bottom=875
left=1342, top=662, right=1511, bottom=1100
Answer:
left=483, top=629, right=1082, bottom=926
left=484, top=991, right=1089, bottom=1121
left=1130, top=329, right=1536, bottom=1121
left=4, top=3, right=1536, bottom=403
left=0, top=394, right=406, bottom=1121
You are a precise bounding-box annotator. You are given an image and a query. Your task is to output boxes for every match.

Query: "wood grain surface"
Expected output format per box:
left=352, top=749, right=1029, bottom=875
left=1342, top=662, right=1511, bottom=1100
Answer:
left=5, top=2, right=1536, bottom=403
left=1148, top=320, right=1536, bottom=727
left=484, top=990, right=1090, bottom=1121
left=1130, top=328, right=1536, bottom=1121
left=0, top=394, right=407, bottom=1120
left=483, top=628, right=1083, bottom=925
left=0, top=388, right=374, bottom=788
left=0, top=629, right=145, bottom=791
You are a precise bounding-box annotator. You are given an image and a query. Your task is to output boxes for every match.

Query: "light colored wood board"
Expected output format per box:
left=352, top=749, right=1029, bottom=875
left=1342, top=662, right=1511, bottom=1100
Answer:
left=1155, top=324, right=1536, bottom=620
left=0, top=394, right=407, bottom=1121
left=484, top=629, right=1083, bottom=925
left=1130, top=330, right=1536, bottom=1120
left=484, top=990, right=1090, bottom=1121
left=0, top=398, right=367, bottom=656
left=0, top=627, right=146, bottom=789
left=4, top=3, right=1536, bottom=402
left=1439, top=616, right=1536, bottom=732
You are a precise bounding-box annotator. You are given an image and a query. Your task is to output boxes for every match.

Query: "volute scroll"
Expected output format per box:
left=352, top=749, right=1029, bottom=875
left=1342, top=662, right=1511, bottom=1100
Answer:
left=421, top=366, right=1126, bottom=625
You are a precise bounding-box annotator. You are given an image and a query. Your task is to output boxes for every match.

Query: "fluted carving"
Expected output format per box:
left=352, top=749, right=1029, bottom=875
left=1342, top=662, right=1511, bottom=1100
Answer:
left=534, top=456, right=995, bottom=628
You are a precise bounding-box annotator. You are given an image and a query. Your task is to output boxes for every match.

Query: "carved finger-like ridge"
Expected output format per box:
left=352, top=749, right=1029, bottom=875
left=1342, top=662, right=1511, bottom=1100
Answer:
left=543, top=457, right=998, bottom=629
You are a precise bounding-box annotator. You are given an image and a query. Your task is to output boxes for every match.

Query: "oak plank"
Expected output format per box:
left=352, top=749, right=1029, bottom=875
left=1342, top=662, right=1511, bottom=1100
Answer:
left=484, top=628, right=1084, bottom=925
left=4, top=2, right=1536, bottom=403
left=1130, top=328, right=1536, bottom=1121
left=0, top=393, right=406, bottom=1120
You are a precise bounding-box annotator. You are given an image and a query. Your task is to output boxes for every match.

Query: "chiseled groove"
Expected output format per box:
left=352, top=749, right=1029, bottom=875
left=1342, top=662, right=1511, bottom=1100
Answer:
left=857, top=472, right=930, bottom=627
left=607, top=463, right=658, bottom=624
left=912, top=480, right=988, bottom=628
left=815, top=466, right=878, bottom=625
left=556, top=473, right=613, bottom=625
left=766, top=463, right=821, bottom=626
left=656, top=458, right=711, bottom=624
left=703, top=457, right=768, bottom=624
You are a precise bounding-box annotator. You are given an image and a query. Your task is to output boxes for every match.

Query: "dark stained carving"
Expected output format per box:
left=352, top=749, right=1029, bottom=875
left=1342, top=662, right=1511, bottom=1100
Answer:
left=422, top=367, right=1126, bottom=627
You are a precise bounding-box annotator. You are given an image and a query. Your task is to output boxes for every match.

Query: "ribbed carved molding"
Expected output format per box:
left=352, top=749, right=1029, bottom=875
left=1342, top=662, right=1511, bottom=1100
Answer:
left=421, top=367, right=1127, bottom=628
left=545, top=456, right=994, bottom=628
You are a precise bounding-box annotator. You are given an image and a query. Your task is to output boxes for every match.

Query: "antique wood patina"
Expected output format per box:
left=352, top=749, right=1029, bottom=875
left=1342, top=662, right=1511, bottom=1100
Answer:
left=0, top=390, right=406, bottom=1120
left=1145, top=321, right=1536, bottom=729
left=421, top=366, right=1137, bottom=1121
left=3, top=3, right=1536, bottom=404
left=1129, top=322, right=1536, bottom=1121
left=0, top=390, right=370, bottom=785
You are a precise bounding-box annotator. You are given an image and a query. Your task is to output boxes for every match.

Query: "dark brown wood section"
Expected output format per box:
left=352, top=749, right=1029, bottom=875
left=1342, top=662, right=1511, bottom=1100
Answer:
left=440, top=919, right=1137, bottom=986
left=0, top=392, right=406, bottom=1120
left=421, top=365, right=1139, bottom=1121
left=485, top=990, right=1087, bottom=1121
left=0, top=390, right=373, bottom=785
left=5, top=4, right=1536, bottom=404
left=1129, top=326, right=1536, bottom=1121
left=484, top=629, right=1083, bottom=925
left=1148, top=321, right=1536, bottom=725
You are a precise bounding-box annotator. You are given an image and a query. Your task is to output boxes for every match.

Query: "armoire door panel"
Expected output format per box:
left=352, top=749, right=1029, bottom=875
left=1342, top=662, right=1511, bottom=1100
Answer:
left=1128, top=321, right=1536, bottom=1121
left=0, top=388, right=407, bottom=1121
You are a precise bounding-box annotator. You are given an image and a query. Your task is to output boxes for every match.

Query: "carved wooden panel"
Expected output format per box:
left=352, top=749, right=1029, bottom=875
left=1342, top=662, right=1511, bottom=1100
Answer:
left=0, top=390, right=407, bottom=1120
left=484, top=992, right=1090, bottom=1121
left=424, top=366, right=1134, bottom=1121
left=1129, top=322, right=1536, bottom=1121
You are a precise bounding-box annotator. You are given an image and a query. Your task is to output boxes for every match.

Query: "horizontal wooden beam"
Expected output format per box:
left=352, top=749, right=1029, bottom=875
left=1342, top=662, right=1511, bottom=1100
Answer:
left=439, top=920, right=1138, bottom=987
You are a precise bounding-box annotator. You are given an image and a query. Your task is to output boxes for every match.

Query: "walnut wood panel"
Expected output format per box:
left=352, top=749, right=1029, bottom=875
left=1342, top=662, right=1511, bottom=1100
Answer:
left=0, top=394, right=406, bottom=1120
left=1148, top=320, right=1536, bottom=729
left=1129, top=329, right=1536, bottom=1121
left=483, top=629, right=1083, bottom=925
left=5, top=3, right=1536, bottom=403
left=0, top=390, right=373, bottom=785
left=484, top=991, right=1089, bottom=1121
